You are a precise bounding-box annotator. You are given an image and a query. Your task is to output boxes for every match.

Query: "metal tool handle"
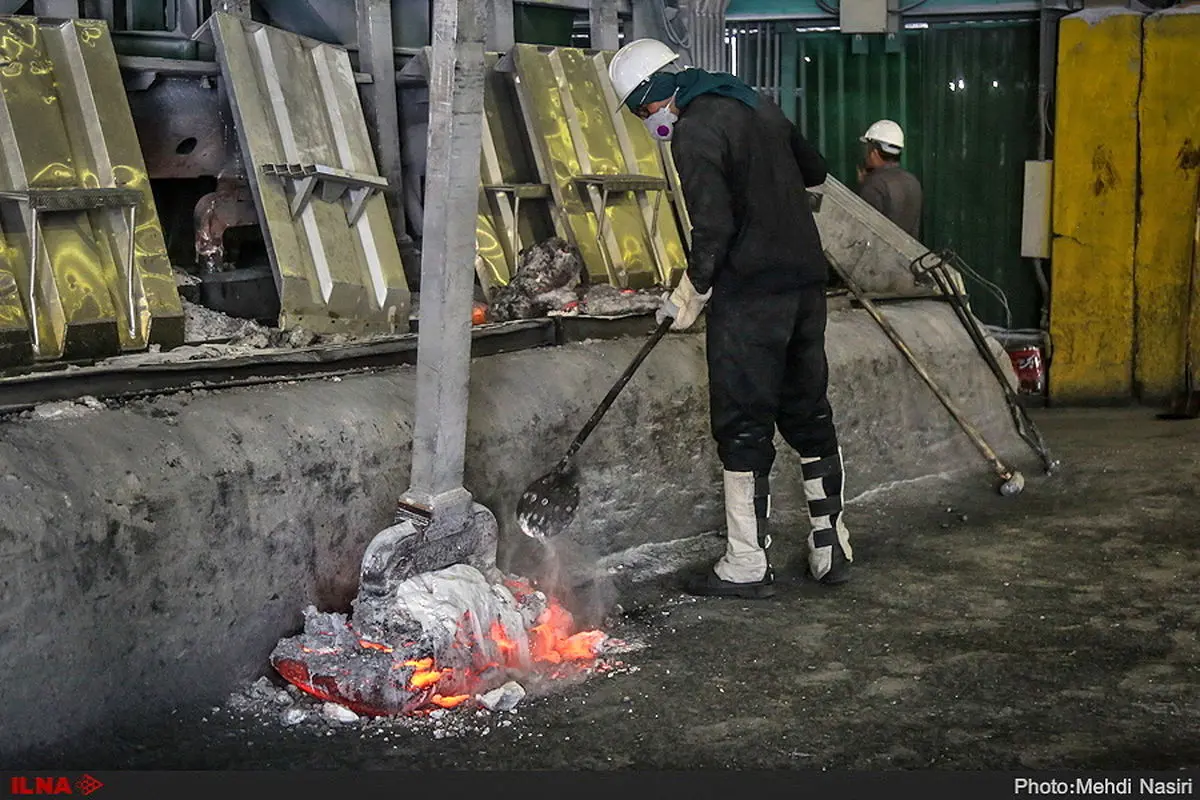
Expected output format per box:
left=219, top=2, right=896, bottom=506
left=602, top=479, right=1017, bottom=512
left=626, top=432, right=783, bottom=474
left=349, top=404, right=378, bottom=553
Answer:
left=561, top=316, right=674, bottom=465
left=828, top=253, right=1014, bottom=481
left=921, top=256, right=1057, bottom=473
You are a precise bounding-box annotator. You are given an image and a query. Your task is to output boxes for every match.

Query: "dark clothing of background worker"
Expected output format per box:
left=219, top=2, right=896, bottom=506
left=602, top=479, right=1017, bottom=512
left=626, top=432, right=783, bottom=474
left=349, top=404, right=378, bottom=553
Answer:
left=608, top=39, right=854, bottom=599
left=856, top=119, right=923, bottom=239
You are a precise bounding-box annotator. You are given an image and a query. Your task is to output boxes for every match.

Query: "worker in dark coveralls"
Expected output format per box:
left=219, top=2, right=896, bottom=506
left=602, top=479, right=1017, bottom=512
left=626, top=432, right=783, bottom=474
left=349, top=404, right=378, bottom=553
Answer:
left=856, top=119, right=923, bottom=239
left=608, top=39, right=853, bottom=599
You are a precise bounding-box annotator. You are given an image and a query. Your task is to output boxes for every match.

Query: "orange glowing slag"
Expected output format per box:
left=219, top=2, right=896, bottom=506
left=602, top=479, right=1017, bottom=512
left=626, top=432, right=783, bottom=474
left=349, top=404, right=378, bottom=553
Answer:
left=530, top=600, right=607, bottom=664
left=300, top=646, right=342, bottom=655
left=489, top=620, right=519, bottom=657
left=487, top=595, right=606, bottom=667
left=403, top=658, right=447, bottom=691
left=431, top=694, right=470, bottom=708
left=279, top=579, right=609, bottom=717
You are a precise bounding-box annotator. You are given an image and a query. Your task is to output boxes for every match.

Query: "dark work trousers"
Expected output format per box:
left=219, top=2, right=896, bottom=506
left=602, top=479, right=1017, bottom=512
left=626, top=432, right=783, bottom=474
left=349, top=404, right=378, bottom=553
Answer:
left=705, top=285, right=840, bottom=474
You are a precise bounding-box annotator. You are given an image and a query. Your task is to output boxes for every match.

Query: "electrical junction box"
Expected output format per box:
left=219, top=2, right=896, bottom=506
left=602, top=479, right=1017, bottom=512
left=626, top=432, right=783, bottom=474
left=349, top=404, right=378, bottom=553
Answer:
left=1021, top=160, right=1054, bottom=259
left=840, top=0, right=899, bottom=35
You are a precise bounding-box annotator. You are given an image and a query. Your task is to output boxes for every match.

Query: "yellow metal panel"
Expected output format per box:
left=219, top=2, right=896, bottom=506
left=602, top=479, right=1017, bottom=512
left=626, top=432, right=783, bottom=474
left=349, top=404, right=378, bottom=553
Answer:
left=1134, top=7, right=1200, bottom=401
left=479, top=100, right=516, bottom=288
left=593, top=51, right=687, bottom=288
left=1049, top=10, right=1142, bottom=403
left=475, top=204, right=509, bottom=290
left=1191, top=201, right=1200, bottom=385
left=59, top=19, right=183, bottom=353
left=0, top=17, right=183, bottom=365
left=511, top=45, right=610, bottom=285
left=478, top=53, right=559, bottom=287
left=211, top=14, right=410, bottom=336
left=0, top=238, right=28, bottom=364
left=552, top=48, right=658, bottom=289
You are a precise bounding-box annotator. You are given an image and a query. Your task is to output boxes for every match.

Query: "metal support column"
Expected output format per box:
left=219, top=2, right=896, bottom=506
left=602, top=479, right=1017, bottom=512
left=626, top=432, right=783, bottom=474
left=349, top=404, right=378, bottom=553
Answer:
left=80, top=0, right=113, bottom=22
left=629, top=0, right=658, bottom=41
left=213, top=0, right=251, bottom=16
left=689, top=0, right=728, bottom=72
left=1032, top=2, right=1063, bottom=335
left=402, top=0, right=486, bottom=517
left=356, top=0, right=414, bottom=261
left=34, top=0, right=79, bottom=16
left=488, top=0, right=515, bottom=51
left=590, top=0, right=621, bottom=51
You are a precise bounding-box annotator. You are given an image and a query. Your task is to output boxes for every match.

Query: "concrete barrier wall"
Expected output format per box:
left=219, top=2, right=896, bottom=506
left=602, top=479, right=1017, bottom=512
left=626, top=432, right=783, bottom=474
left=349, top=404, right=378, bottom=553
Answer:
left=0, top=300, right=1030, bottom=759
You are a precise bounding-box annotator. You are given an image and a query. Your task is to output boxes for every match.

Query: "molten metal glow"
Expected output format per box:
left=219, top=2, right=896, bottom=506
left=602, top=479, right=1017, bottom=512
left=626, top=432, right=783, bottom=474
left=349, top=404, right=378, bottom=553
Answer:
left=431, top=693, right=470, bottom=708
left=408, top=668, right=445, bottom=690
left=489, top=621, right=519, bottom=658
left=529, top=599, right=605, bottom=664
left=402, top=658, right=446, bottom=691
left=300, top=646, right=342, bottom=655
left=278, top=577, right=608, bottom=717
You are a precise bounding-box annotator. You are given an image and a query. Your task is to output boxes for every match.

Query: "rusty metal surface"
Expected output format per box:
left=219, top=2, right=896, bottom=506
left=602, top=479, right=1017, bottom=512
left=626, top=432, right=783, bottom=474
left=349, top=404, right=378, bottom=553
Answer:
left=0, top=16, right=184, bottom=366
left=124, top=74, right=234, bottom=179
left=210, top=12, right=410, bottom=336
left=193, top=176, right=258, bottom=272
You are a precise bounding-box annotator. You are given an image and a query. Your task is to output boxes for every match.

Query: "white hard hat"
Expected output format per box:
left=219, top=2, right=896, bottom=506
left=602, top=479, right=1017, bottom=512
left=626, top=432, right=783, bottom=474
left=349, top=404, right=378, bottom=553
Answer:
left=860, top=119, right=905, bottom=154
left=608, top=38, right=681, bottom=109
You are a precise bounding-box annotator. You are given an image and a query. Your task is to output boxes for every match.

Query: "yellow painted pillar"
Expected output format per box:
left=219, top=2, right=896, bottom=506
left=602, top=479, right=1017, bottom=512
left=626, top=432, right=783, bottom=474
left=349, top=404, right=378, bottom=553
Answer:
left=1134, top=6, right=1200, bottom=402
left=1049, top=9, right=1143, bottom=403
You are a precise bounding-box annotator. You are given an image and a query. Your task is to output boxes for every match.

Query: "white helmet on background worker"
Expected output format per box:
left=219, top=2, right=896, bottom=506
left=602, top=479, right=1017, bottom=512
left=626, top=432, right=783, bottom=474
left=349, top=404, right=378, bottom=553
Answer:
left=608, top=38, right=681, bottom=109
left=860, top=119, right=905, bottom=155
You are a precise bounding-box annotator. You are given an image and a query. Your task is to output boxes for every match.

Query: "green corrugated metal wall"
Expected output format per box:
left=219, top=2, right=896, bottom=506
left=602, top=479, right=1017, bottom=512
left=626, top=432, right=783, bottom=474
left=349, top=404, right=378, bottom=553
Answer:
left=736, top=20, right=1042, bottom=329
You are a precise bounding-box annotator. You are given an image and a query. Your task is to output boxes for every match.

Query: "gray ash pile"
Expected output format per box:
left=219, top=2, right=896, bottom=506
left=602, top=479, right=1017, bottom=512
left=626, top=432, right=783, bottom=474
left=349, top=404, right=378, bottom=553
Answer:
left=488, top=238, right=585, bottom=322
left=269, top=564, right=610, bottom=718
left=485, top=238, right=667, bottom=322
left=575, top=284, right=663, bottom=317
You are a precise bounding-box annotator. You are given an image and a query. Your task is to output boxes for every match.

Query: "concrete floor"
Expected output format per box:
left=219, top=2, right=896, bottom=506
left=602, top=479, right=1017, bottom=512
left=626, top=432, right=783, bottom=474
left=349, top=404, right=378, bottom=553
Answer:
left=16, top=408, right=1200, bottom=770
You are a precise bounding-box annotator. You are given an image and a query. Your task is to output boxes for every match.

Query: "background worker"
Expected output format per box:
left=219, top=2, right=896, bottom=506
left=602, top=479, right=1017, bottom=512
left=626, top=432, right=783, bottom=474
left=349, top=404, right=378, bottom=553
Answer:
left=856, top=119, right=923, bottom=239
left=608, top=39, right=855, bottom=599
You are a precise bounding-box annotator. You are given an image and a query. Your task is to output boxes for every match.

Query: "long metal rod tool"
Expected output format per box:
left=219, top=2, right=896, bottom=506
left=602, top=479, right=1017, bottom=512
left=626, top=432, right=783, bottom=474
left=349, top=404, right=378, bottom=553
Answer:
left=827, top=252, right=1025, bottom=497
left=913, top=251, right=1058, bottom=474
left=517, top=317, right=674, bottom=539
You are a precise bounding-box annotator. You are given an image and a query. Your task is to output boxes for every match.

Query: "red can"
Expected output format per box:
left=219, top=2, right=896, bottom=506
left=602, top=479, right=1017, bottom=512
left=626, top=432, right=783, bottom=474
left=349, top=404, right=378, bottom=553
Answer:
left=1007, top=346, right=1045, bottom=395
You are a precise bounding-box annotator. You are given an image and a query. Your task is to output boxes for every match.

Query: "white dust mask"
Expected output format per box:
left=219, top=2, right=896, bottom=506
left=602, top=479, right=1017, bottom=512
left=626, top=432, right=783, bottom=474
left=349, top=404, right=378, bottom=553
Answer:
left=643, top=100, right=678, bottom=141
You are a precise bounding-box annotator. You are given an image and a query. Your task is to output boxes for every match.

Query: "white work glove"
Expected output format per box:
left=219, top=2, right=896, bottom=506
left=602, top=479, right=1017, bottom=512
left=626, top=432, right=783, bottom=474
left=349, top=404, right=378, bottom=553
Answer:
left=656, top=273, right=712, bottom=331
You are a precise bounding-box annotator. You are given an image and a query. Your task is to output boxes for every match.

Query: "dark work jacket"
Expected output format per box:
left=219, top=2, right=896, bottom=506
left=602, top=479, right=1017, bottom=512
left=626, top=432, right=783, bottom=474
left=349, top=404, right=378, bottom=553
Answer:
left=858, top=163, right=923, bottom=239
left=670, top=93, right=829, bottom=297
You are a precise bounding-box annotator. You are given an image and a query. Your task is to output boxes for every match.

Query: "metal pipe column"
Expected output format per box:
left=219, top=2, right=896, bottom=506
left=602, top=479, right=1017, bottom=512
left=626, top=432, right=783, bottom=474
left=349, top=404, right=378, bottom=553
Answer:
left=590, top=0, right=621, bottom=51
left=688, top=0, right=729, bottom=72
left=356, top=0, right=413, bottom=261
left=402, top=0, right=486, bottom=518
left=34, top=0, right=78, bottom=16
left=488, top=0, right=516, bottom=51
left=629, top=0, right=657, bottom=41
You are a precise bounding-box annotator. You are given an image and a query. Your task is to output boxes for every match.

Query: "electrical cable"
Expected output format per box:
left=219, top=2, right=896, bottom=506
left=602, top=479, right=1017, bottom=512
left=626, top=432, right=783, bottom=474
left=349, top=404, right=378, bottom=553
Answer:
left=656, top=0, right=690, bottom=49
left=911, top=248, right=1013, bottom=330
left=911, top=251, right=1058, bottom=473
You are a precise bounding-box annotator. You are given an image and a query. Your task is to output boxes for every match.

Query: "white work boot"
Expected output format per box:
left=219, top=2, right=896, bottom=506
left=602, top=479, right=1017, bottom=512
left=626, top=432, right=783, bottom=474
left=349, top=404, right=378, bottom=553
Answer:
left=800, top=449, right=854, bottom=584
left=684, top=470, right=775, bottom=599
